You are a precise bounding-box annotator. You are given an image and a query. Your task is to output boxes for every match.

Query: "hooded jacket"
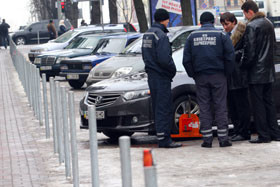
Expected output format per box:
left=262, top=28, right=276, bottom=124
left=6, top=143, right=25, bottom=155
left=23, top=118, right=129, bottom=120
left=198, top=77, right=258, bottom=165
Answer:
left=142, top=23, right=176, bottom=80
left=228, top=22, right=248, bottom=90
left=241, top=12, right=276, bottom=84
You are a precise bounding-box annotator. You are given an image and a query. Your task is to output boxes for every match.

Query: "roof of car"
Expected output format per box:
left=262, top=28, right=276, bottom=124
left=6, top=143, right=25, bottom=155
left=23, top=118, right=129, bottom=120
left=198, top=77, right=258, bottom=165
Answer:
left=100, top=32, right=142, bottom=39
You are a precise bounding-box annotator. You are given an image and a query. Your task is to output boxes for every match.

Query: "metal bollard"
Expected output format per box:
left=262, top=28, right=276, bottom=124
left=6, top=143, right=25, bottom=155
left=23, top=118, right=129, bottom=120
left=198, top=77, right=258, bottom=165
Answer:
left=143, top=149, right=158, bottom=187
left=68, top=91, right=80, bottom=187
left=88, top=105, right=100, bottom=187
left=50, top=77, right=58, bottom=153
left=37, top=31, right=40, bottom=44
left=36, top=68, right=43, bottom=125
left=28, top=63, right=33, bottom=106
left=61, top=87, right=71, bottom=178
left=32, top=65, right=38, bottom=117
left=119, top=136, right=132, bottom=187
left=42, top=74, right=50, bottom=138
left=55, top=81, right=64, bottom=164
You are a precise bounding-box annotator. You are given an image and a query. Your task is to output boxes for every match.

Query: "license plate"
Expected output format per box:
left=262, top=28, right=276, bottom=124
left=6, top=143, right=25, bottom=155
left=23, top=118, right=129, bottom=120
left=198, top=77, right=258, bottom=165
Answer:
left=40, top=66, right=52, bottom=70
left=84, top=111, right=105, bottom=120
left=67, top=74, right=79, bottom=80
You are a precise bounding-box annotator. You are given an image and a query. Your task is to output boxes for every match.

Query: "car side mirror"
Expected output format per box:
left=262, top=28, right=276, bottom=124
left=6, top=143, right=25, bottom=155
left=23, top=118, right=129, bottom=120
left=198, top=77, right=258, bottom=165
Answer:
left=29, top=28, right=32, bottom=32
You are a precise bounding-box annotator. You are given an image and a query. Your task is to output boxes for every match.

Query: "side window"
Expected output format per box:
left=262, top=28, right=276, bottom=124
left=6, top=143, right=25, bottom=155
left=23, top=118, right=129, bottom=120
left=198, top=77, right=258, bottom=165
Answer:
left=171, top=31, right=192, bottom=51
left=30, top=23, right=42, bottom=32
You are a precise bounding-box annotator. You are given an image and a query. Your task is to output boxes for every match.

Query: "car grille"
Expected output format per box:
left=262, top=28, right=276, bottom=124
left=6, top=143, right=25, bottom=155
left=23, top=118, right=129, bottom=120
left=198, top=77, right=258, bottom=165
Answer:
left=87, top=93, right=120, bottom=107
left=68, top=63, right=83, bottom=70
left=41, top=56, right=56, bottom=65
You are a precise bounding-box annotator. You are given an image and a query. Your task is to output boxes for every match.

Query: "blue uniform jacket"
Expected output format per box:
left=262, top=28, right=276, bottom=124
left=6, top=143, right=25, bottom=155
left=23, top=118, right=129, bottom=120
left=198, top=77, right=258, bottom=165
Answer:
left=183, top=24, right=235, bottom=77
left=142, top=23, right=176, bottom=80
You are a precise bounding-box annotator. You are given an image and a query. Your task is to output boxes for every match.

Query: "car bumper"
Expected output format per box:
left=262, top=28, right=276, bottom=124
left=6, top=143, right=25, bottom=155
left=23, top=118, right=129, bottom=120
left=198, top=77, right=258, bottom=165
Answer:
left=79, top=96, right=154, bottom=133
left=37, top=64, right=60, bottom=76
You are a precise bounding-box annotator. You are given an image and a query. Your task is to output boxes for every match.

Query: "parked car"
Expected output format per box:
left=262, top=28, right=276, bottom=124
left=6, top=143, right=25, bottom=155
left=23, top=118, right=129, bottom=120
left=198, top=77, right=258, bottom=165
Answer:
left=85, top=26, right=201, bottom=86
left=28, top=24, right=136, bottom=63
left=11, top=19, right=72, bottom=45
left=79, top=47, right=280, bottom=140
left=59, top=33, right=141, bottom=89
left=34, top=33, right=117, bottom=80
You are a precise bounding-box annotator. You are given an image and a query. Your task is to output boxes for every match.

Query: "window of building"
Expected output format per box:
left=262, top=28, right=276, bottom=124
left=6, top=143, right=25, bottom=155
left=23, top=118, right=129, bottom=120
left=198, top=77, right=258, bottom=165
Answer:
left=209, top=0, right=214, bottom=8
left=227, top=0, right=231, bottom=6
left=234, top=0, right=238, bottom=6
left=199, top=0, right=204, bottom=8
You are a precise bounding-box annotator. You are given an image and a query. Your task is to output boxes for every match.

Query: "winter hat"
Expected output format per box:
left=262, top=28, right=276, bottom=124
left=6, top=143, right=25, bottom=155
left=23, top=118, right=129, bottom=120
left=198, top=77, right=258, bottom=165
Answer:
left=200, top=12, right=215, bottom=24
left=154, top=8, right=170, bottom=22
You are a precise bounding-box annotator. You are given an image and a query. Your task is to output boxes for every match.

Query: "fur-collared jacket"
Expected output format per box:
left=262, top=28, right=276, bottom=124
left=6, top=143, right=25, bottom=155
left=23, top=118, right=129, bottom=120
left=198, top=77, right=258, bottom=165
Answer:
left=241, top=12, right=276, bottom=84
left=228, top=21, right=248, bottom=90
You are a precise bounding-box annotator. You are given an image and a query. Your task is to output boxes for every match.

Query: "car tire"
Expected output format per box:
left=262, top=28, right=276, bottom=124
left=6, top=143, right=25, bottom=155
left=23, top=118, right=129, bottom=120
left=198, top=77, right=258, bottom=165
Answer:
left=15, top=36, right=26, bottom=45
left=103, top=131, right=134, bottom=140
left=172, top=95, right=199, bottom=134
left=68, top=80, right=85, bottom=89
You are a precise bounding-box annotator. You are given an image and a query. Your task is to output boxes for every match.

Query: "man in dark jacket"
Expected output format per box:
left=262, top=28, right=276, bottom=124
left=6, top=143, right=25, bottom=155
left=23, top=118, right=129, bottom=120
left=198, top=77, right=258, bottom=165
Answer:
left=0, top=19, right=10, bottom=49
left=220, top=12, right=251, bottom=142
left=47, top=20, right=57, bottom=40
left=241, top=1, right=280, bottom=143
left=142, top=8, right=182, bottom=148
left=183, top=12, right=235, bottom=148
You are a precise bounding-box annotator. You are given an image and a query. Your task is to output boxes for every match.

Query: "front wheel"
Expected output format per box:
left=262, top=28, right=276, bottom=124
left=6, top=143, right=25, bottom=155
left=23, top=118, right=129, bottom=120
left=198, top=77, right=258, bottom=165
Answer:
left=103, top=131, right=134, bottom=140
left=68, top=80, right=85, bottom=89
left=172, top=95, right=200, bottom=134
left=15, top=37, right=26, bottom=45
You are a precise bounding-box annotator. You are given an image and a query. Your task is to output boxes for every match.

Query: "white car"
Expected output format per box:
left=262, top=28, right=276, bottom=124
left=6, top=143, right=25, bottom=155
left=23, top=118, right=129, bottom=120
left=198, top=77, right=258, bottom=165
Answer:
left=28, top=24, right=137, bottom=63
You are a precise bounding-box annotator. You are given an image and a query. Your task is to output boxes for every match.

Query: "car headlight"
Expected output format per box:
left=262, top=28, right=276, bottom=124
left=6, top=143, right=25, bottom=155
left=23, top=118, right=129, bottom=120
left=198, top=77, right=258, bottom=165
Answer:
left=111, top=67, right=133, bottom=78
left=123, top=89, right=150, bottom=101
left=35, top=48, right=48, bottom=53
left=56, top=57, right=70, bottom=64
left=83, top=64, right=93, bottom=70
left=34, top=58, right=41, bottom=65
left=60, top=65, right=68, bottom=70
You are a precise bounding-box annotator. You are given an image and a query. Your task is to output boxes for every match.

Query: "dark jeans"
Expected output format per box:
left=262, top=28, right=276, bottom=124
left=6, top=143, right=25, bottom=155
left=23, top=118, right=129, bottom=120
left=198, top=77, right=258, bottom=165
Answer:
left=195, top=73, right=229, bottom=143
left=249, top=83, right=280, bottom=140
left=1, top=35, right=9, bottom=49
left=148, top=74, right=173, bottom=146
left=228, top=88, right=251, bottom=138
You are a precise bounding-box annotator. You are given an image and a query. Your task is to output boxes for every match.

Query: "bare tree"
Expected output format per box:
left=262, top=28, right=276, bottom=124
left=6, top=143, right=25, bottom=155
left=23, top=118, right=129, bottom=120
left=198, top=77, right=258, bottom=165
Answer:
left=65, top=0, right=79, bottom=28
left=109, top=0, right=118, bottom=24
left=133, top=0, right=148, bottom=32
left=90, top=1, right=101, bottom=24
left=116, top=0, right=134, bottom=24
left=180, top=0, right=193, bottom=26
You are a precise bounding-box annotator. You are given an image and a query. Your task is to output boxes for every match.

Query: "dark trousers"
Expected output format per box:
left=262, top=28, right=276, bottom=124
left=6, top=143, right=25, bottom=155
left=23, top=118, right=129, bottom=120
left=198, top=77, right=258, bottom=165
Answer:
left=0, top=35, right=9, bottom=49
left=228, top=88, right=251, bottom=138
left=195, top=73, right=229, bottom=143
left=148, top=74, right=173, bottom=146
left=249, top=83, right=280, bottom=140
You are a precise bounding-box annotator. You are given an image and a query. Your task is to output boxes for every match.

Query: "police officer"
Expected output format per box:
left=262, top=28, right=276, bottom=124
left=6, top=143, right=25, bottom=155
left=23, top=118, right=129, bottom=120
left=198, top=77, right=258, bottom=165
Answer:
left=142, top=8, right=182, bottom=148
left=183, top=12, right=235, bottom=148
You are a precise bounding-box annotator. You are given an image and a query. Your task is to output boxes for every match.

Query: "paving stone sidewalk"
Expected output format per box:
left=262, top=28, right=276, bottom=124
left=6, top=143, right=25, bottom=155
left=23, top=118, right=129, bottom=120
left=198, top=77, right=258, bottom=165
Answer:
left=0, top=49, right=49, bottom=187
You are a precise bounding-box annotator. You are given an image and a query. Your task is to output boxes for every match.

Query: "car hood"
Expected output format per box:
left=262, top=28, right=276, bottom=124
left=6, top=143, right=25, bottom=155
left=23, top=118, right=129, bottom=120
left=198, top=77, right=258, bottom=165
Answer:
left=39, top=48, right=92, bottom=58
left=30, top=42, right=67, bottom=51
left=70, top=53, right=116, bottom=62
left=87, top=72, right=149, bottom=93
left=87, top=71, right=195, bottom=93
left=93, top=54, right=145, bottom=74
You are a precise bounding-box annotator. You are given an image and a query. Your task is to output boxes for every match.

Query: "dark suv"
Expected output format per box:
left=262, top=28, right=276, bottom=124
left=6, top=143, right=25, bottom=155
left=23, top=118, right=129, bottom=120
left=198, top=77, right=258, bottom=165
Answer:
left=11, top=19, right=72, bottom=45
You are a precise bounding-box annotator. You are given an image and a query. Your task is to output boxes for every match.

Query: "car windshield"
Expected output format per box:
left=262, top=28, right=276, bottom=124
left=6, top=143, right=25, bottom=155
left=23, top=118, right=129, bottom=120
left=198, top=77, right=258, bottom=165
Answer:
left=65, top=36, right=101, bottom=49
left=173, top=48, right=185, bottom=72
left=94, top=38, right=127, bottom=54
left=53, top=30, right=79, bottom=43
left=121, top=38, right=142, bottom=55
